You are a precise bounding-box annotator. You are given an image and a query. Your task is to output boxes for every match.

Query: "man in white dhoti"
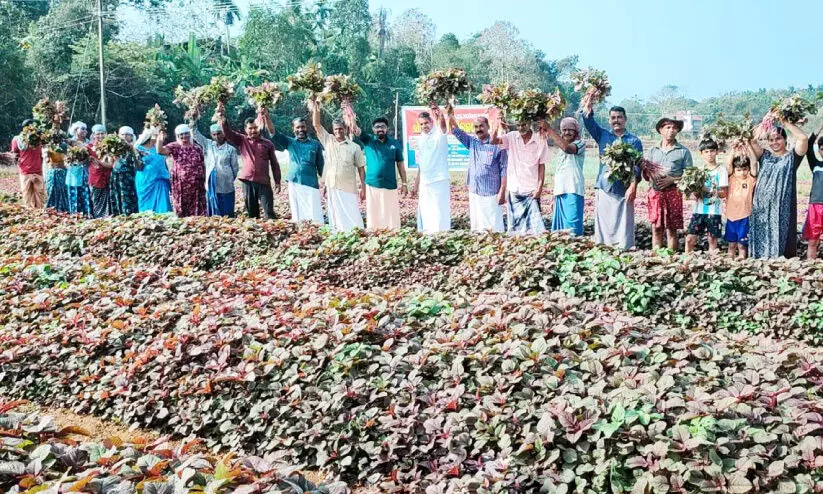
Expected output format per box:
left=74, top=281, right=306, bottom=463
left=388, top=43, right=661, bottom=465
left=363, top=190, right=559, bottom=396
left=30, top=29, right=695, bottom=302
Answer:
left=412, top=106, right=451, bottom=233
left=446, top=104, right=507, bottom=232
left=310, top=100, right=366, bottom=232
left=260, top=112, right=325, bottom=225
left=581, top=100, right=643, bottom=249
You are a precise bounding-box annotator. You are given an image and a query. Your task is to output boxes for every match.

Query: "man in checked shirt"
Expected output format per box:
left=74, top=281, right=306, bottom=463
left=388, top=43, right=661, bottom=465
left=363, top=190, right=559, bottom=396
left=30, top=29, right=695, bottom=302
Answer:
left=445, top=104, right=508, bottom=232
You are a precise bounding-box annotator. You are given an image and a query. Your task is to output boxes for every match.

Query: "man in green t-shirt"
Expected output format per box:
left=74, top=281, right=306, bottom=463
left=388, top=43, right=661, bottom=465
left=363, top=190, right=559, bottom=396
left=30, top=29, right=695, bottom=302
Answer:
left=347, top=111, right=408, bottom=230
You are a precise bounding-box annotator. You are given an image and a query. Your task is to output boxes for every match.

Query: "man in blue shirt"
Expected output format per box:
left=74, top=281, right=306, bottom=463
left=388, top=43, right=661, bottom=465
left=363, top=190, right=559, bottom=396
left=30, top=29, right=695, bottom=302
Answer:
left=447, top=104, right=507, bottom=232
left=260, top=112, right=325, bottom=225
left=582, top=102, right=643, bottom=249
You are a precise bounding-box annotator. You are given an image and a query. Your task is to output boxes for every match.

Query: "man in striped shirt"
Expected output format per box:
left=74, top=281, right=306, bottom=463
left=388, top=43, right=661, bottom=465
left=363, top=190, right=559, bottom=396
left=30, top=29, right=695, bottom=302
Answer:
left=446, top=104, right=507, bottom=232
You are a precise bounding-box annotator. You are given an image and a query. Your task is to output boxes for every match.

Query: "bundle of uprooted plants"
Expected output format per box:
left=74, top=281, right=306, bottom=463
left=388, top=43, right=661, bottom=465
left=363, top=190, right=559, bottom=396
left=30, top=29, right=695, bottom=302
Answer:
left=19, top=124, right=43, bottom=147
left=31, top=98, right=68, bottom=127
left=143, top=104, right=167, bottom=131
left=287, top=61, right=326, bottom=100
left=319, top=74, right=361, bottom=107
left=65, top=145, right=90, bottom=164
left=415, top=68, right=471, bottom=105
left=508, top=88, right=566, bottom=124
left=477, top=82, right=518, bottom=116
left=95, top=134, right=133, bottom=160
left=677, top=165, right=711, bottom=199
left=245, top=81, right=283, bottom=112
left=759, top=94, right=818, bottom=133
left=173, top=85, right=208, bottom=121
left=571, top=67, right=611, bottom=110
left=201, top=76, right=235, bottom=106
left=602, top=140, right=662, bottom=186
left=702, top=113, right=755, bottom=147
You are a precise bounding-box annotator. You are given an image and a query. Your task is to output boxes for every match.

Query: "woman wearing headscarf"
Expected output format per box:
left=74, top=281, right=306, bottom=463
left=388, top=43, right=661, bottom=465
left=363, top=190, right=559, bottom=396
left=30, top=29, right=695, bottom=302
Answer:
left=109, top=126, right=142, bottom=216
left=134, top=127, right=172, bottom=214
left=88, top=124, right=113, bottom=218
left=539, top=117, right=586, bottom=236
left=65, top=121, right=94, bottom=216
left=156, top=124, right=206, bottom=217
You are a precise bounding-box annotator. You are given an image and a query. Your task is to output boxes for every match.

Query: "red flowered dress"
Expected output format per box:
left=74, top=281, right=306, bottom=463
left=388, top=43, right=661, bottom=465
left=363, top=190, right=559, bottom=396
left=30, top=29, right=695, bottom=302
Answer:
left=166, top=142, right=206, bottom=217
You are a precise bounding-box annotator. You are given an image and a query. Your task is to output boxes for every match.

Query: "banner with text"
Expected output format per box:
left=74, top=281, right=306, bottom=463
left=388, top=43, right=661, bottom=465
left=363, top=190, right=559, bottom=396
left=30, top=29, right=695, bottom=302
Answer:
left=401, top=105, right=489, bottom=170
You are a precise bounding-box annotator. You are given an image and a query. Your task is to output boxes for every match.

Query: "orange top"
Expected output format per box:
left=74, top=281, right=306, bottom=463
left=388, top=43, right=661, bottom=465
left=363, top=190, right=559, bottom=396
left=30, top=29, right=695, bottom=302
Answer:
left=725, top=173, right=756, bottom=221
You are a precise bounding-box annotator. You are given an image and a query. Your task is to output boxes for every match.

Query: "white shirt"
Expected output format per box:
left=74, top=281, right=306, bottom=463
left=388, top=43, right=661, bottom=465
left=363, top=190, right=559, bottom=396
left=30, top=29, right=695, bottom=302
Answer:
left=416, top=127, right=449, bottom=185
left=552, top=139, right=586, bottom=196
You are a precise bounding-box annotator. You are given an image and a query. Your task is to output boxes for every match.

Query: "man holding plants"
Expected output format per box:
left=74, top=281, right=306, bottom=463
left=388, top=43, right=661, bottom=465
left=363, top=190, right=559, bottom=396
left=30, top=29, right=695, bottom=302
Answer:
left=648, top=117, right=693, bottom=251
left=11, top=119, right=46, bottom=209
left=347, top=113, right=408, bottom=230
left=310, top=100, right=366, bottom=232
left=413, top=105, right=451, bottom=233
left=582, top=103, right=643, bottom=249
left=259, top=111, right=325, bottom=225
left=447, top=105, right=507, bottom=232
left=491, top=112, right=549, bottom=235
left=217, top=105, right=281, bottom=220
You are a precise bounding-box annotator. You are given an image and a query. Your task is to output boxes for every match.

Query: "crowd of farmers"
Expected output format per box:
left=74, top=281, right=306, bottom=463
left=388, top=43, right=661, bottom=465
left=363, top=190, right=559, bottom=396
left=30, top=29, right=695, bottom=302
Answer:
left=8, top=96, right=823, bottom=260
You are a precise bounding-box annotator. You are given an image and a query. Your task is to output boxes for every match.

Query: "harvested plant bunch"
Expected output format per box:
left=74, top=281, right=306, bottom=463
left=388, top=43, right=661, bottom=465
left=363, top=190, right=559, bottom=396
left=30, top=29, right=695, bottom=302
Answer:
left=95, top=134, right=132, bottom=160
left=319, top=74, right=361, bottom=106
left=40, top=127, right=67, bottom=154
left=173, top=85, right=208, bottom=121
left=571, top=67, right=612, bottom=109
left=703, top=113, right=754, bottom=145
left=245, top=81, right=283, bottom=112
left=20, top=124, right=43, bottom=147
left=144, top=104, right=168, bottom=131
left=66, top=145, right=90, bottom=164
left=415, top=68, right=471, bottom=105
left=477, top=82, right=517, bottom=115
left=32, top=98, right=68, bottom=126
left=287, top=61, right=326, bottom=99
left=202, top=76, right=235, bottom=105
left=602, top=140, right=663, bottom=186
left=509, top=88, right=566, bottom=123
left=678, top=165, right=711, bottom=199
left=759, top=94, right=819, bottom=133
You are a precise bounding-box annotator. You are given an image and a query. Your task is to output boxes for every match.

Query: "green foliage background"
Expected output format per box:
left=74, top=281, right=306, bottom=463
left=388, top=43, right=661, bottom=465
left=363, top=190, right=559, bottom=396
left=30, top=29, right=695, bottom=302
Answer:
left=1, top=0, right=820, bottom=149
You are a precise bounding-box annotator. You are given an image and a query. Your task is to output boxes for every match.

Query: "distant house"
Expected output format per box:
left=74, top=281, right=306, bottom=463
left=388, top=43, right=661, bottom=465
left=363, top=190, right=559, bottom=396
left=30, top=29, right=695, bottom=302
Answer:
left=675, top=111, right=703, bottom=133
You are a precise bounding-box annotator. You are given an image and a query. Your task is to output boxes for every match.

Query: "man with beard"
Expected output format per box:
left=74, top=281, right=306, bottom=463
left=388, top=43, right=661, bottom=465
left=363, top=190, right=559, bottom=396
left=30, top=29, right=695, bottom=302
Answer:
left=260, top=112, right=325, bottom=225
left=346, top=112, right=408, bottom=230
left=218, top=105, right=281, bottom=219
left=447, top=105, right=507, bottom=232
left=582, top=102, right=643, bottom=249
left=310, top=100, right=365, bottom=232
left=491, top=114, right=549, bottom=235
left=412, top=105, right=451, bottom=233
left=192, top=120, right=239, bottom=217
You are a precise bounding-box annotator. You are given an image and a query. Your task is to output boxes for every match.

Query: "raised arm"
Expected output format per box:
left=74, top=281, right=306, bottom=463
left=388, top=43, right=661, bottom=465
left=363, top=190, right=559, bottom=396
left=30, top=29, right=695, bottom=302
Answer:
left=581, top=109, right=604, bottom=144
left=539, top=120, right=578, bottom=154
left=310, top=100, right=328, bottom=141
left=744, top=140, right=759, bottom=177
left=268, top=144, right=282, bottom=193
left=489, top=111, right=507, bottom=146
left=191, top=125, right=210, bottom=150
left=783, top=121, right=809, bottom=157
left=430, top=103, right=447, bottom=134
left=218, top=113, right=243, bottom=147
left=156, top=130, right=171, bottom=156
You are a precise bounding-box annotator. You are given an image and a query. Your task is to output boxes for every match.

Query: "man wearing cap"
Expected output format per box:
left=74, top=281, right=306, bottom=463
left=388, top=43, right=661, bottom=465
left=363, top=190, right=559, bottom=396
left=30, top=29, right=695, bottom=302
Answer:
left=88, top=123, right=113, bottom=218
left=259, top=111, right=325, bottom=225
left=191, top=120, right=239, bottom=217
left=582, top=104, right=643, bottom=249
left=11, top=119, right=46, bottom=209
left=217, top=105, right=281, bottom=219
left=648, top=117, right=693, bottom=251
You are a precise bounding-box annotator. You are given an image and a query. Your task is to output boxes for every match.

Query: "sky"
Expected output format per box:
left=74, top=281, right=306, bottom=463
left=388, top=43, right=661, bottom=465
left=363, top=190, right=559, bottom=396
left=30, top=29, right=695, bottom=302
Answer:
left=234, top=0, right=823, bottom=102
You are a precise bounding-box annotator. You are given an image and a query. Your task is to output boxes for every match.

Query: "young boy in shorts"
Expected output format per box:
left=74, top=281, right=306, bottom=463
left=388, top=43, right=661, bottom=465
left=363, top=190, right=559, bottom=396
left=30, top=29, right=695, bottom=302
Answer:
left=803, top=125, right=823, bottom=259
left=686, top=138, right=727, bottom=253
left=724, top=141, right=758, bottom=259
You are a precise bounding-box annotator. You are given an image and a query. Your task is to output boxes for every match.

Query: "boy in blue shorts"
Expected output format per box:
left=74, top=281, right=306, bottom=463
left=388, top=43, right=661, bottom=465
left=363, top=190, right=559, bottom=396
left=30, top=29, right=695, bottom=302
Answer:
left=686, top=138, right=727, bottom=253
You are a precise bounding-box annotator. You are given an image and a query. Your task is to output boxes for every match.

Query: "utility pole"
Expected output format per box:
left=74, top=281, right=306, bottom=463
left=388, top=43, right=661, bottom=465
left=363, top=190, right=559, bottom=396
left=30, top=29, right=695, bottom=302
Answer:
left=393, top=92, right=399, bottom=139
left=96, top=0, right=107, bottom=128
left=377, top=7, right=387, bottom=60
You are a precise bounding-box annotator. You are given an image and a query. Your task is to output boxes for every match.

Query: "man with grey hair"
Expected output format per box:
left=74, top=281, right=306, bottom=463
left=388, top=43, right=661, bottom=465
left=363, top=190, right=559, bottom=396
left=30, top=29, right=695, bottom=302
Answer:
left=310, top=100, right=365, bottom=231
left=259, top=110, right=325, bottom=225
